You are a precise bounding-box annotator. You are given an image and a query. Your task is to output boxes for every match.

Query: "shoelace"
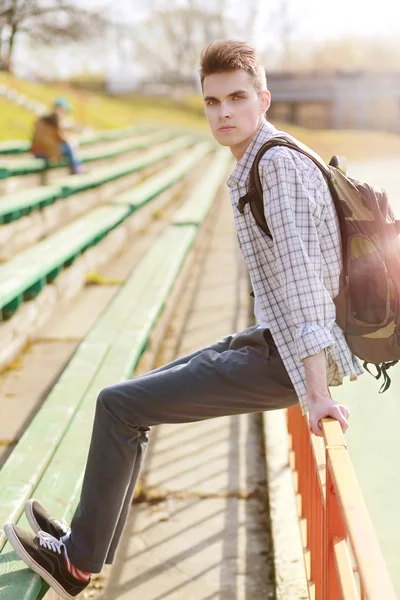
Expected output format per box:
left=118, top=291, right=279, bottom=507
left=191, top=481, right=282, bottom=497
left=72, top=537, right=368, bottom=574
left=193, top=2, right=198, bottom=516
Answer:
left=53, top=518, right=70, bottom=536
left=38, top=531, right=65, bottom=553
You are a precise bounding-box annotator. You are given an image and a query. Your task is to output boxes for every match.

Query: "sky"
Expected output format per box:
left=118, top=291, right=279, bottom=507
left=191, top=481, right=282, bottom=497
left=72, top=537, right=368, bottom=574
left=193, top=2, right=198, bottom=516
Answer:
left=256, top=0, right=400, bottom=42
left=13, top=0, right=400, bottom=78
left=250, top=0, right=400, bottom=47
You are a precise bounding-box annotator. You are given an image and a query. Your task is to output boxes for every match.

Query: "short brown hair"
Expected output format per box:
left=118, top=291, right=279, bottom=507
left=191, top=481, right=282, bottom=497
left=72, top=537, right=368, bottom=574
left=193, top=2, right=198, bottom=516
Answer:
left=200, top=40, right=267, bottom=94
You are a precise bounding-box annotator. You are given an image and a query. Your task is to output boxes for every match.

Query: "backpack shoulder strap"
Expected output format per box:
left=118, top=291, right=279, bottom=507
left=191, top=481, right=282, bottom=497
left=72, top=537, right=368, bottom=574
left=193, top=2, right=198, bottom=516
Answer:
left=237, top=135, right=334, bottom=238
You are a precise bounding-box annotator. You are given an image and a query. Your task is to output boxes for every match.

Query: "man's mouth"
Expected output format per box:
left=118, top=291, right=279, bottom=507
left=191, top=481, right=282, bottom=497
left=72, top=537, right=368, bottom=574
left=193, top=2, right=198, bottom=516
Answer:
left=218, top=126, right=235, bottom=131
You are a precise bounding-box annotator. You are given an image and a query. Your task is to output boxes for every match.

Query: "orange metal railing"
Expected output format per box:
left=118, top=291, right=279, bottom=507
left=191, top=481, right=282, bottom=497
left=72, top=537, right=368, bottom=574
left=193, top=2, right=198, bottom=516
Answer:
left=287, top=404, right=398, bottom=600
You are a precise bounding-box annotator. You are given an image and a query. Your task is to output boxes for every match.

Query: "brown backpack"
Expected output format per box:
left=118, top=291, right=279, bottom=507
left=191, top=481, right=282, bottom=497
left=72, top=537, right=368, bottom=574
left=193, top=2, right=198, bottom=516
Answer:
left=237, top=136, right=400, bottom=392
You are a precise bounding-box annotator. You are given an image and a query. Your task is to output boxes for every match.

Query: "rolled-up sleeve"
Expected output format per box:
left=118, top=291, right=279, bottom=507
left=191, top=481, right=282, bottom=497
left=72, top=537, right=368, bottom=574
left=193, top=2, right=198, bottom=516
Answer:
left=259, top=149, right=336, bottom=362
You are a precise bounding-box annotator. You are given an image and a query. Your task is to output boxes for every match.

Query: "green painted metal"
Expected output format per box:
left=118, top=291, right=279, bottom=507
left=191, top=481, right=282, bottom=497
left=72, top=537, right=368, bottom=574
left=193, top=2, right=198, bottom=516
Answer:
left=23, top=278, right=46, bottom=301
left=0, top=167, right=9, bottom=179
left=1, top=294, right=22, bottom=320
left=46, top=266, right=61, bottom=283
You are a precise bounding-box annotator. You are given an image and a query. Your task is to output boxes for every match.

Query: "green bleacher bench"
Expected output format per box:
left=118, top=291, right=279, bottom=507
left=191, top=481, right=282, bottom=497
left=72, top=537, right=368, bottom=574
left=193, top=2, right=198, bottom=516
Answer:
left=76, top=125, right=140, bottom=147
left=114, top=142, right=212, bottom=209
left=0, top=134, right=196, bottom=225
left=0, top=186, right=61, bottom=224
left=60, top=135, right=196, bottom=198
left=0, top=205, right=130, bottom=320
left=172, top=149, right=232, bottom=226
left=78, top=124, right=153, bottom=145
left=0, top=129, right=177, bottom=180
left=0, top=140, right=30, bottom=155
left=0, top=150, right=231, bottom=598
left=0, top=141, right=212, bottom=319
left=78, top=129, right=175, bottom=164
left=0, top=125, right=154, bottom=157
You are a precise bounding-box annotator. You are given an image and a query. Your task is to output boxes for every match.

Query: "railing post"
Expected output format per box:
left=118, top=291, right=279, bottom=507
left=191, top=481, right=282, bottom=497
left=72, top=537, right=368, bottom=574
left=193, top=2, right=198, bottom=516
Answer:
left=316, top=482, right=325, bottom=599
left=326, top=448, right=347, bottom=600
left=310, top=434, right=326, bottom=600
left=310, top=446, right=317, bottom=590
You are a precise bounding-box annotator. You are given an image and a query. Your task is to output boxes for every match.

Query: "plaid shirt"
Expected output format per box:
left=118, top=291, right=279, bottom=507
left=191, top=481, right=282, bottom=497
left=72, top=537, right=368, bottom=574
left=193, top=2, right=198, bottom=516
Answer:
left=227, top=120, right=363, bottom=414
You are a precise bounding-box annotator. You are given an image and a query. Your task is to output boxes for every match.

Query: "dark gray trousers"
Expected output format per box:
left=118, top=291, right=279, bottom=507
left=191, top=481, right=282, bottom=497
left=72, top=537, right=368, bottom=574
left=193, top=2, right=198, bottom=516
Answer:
left=65, top=325, right=298, bottom=572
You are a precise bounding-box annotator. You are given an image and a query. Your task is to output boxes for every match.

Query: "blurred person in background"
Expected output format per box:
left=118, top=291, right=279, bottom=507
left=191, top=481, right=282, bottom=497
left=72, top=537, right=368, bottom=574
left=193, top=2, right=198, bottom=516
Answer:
left=31, top=97, right=85, bottom=175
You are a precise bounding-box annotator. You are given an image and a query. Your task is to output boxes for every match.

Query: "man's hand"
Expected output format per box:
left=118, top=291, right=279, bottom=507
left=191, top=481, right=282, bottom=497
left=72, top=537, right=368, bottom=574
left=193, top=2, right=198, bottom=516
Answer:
left=303, top=349, right=350, bottom=437
left=308, top=394, right=350, bottom=437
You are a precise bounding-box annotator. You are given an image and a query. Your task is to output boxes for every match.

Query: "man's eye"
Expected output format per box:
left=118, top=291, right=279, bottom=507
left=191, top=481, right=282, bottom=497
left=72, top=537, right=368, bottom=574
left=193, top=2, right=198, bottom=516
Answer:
left=205, top=99, right=218, bottom=106
left=233, top=95, right=245, bottom=100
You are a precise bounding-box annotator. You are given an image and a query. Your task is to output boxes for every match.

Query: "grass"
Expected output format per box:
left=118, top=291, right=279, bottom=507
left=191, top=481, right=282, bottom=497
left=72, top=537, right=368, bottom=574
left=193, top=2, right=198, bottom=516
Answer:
left=0, top=72, right=207, bottom=139
left=1, top=71, right=400, bottom=161
left=0, top=97, right=35, bottom=141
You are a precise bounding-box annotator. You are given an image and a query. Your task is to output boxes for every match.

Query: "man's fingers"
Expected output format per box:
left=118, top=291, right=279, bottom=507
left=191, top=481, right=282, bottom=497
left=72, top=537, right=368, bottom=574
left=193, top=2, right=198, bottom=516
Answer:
left=310, top=405, right=350, bottom=436
left=310, top=416, right=323, bottom=437
left=331, top=405, right=349, bottom=432
left=343, top=406, right=350, bottom=420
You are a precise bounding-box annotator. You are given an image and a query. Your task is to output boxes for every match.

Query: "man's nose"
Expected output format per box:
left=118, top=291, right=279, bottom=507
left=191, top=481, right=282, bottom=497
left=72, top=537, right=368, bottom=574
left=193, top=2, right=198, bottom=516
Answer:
left=218, top=102, right=232, bottom=119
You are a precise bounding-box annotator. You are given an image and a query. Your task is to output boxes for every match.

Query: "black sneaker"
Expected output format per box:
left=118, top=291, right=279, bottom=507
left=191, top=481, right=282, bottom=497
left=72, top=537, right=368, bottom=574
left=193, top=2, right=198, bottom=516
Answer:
left=4, top=523, right=90, bottom=599
left=25, top=499, right=70, bottom=540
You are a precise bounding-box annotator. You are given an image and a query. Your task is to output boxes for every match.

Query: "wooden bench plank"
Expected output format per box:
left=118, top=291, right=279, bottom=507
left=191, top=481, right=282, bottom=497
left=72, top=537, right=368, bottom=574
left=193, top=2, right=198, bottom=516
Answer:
left=0, top=126, right=147, bottom=156
left=114, top=142, right=212, bottom=209
left=0, top=132, right=184, bottom=224
left=0, top=205, right=130, bottom=316
left=0, top=125, right=156, bottom=159
left=0, top=186, right=61, bottom=224
left=172, top=149, right=232, bottom=226
left=0, top=140, right=30, bottom=155
left=60, top=135, right=195, bottom=198
left=76, top=124, right=152, bottom=147
left=79, top=129, right=174, bottom=163
left=0, top=130, right=175, bottom=179
left=0, top=140, right=206, bottom=316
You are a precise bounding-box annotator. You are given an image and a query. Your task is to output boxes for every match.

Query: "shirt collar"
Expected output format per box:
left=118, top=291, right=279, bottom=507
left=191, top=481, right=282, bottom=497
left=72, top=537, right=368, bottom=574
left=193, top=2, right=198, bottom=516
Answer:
left=227, top=120, right=278, bottom=189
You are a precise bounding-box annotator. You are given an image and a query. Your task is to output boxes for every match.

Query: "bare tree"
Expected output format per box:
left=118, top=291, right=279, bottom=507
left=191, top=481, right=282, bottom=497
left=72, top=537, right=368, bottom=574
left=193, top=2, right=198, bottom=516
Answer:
left=128, top=0, right=265, bottom=83
left=267, top=0, right=304, bottom=71
left=298, top=36, right=400, bottom=72
left=0, top=0, right=110, bottom=72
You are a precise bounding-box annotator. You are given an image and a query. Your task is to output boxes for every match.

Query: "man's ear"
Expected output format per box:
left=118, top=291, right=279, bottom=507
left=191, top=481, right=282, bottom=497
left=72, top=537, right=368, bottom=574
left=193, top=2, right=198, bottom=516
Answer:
left=260, top=90, right=271, bottom=114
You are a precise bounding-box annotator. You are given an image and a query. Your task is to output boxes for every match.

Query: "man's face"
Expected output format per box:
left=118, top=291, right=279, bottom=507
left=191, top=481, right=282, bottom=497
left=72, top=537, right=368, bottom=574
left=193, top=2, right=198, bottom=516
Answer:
left=203, top=69, right=270, bottom=157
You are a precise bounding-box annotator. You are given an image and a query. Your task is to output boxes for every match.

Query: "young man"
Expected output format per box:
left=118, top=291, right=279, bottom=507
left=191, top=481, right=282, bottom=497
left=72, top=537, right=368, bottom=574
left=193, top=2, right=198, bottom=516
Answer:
left=4, top=40, right=362, bottom=598
left=31, top=97, right=85, bottom=175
